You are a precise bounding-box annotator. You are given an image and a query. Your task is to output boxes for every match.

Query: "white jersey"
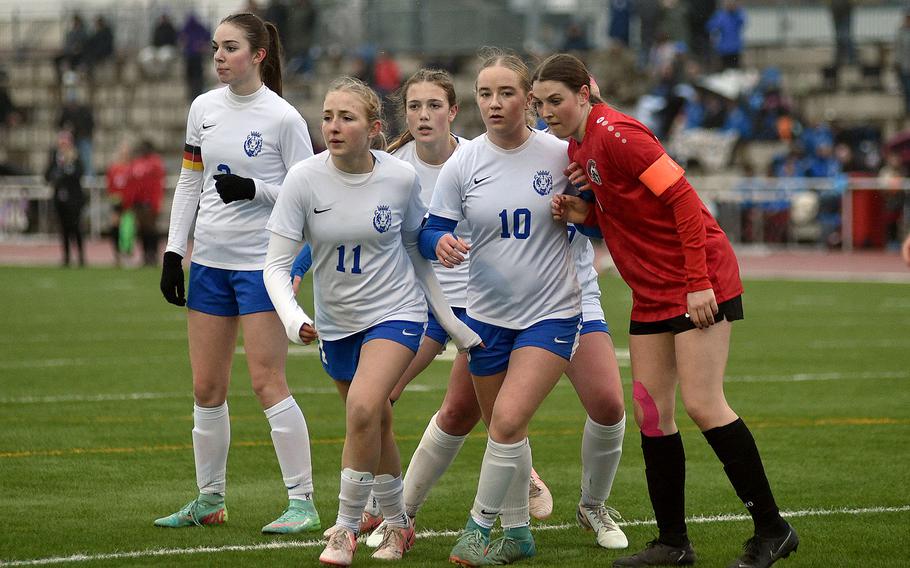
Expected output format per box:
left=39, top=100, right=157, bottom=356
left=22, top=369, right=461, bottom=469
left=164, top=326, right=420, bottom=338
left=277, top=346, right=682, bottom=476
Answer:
left=266, top=150, right=429, bottom=340
left=430, top=129, right=581, bottom=329
left=391, top=136, right=469, bottom=307
left=569, top=228, right=606, bottom=322
left=168, top=84, right=313, bottom=270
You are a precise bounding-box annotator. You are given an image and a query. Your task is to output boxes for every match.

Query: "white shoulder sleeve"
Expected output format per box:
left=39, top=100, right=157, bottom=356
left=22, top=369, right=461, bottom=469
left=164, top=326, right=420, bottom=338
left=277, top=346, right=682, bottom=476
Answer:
left=402, top=229, right=481, bottom=351
left=253, top=108, right=315, bottom=206
left=164, top=168, right=202, bottom=257
left=264, top=232, right=314, bottom=344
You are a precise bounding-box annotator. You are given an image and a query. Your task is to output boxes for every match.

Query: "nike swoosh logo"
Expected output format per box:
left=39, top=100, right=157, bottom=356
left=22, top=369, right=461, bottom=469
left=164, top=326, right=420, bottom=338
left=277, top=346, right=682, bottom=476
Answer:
left=480, top=509, right=497, bottom=516
left=202, top=123, right=215, bottom=129
left=554, top=337, right=570, bottom=344
left=313, top=207, right=332, bottom=214
left=402, top=329, right=421, bottom=337
left=473, top=175, right=491, bottom=184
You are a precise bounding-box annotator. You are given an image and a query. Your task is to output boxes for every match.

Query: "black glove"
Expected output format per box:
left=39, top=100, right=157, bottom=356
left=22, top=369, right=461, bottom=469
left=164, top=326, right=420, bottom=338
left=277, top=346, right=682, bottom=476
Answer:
left=213, top=173, right=255, bottom=203
left=160, top=251, right=186, bottom=306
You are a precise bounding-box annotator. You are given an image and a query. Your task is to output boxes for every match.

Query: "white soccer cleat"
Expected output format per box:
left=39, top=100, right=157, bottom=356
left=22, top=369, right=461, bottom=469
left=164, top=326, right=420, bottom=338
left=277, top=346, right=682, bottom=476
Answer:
left=528, top=468, right=553, bottom=520
left=365, top=519, right=388, bottom=548
left=319, top=524, right=357, bottom=567
left=370, top=518, right=416, bottom=560
left=576, top=503, right=628, bottom=549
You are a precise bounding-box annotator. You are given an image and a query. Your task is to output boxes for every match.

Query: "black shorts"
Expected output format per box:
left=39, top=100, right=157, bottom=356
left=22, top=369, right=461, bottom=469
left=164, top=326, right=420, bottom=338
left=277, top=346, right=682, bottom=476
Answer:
left=629, top=295, right=743, bottom=335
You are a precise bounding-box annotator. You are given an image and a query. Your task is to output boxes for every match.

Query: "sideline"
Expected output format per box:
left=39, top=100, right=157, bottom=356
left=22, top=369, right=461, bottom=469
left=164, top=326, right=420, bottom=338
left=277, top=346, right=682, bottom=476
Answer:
left=1, top=505, right=907, bottom=566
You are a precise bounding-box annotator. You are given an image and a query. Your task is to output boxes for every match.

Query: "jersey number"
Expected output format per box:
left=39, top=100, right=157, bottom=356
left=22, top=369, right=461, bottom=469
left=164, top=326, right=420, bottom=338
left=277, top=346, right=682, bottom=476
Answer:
left=566, top=224, right=577, bottom=243
left=216, top=163, right=231, bottom=175
left=336, top=245, right=363, bottom=274
left=499, top=208, right=531, bottom=239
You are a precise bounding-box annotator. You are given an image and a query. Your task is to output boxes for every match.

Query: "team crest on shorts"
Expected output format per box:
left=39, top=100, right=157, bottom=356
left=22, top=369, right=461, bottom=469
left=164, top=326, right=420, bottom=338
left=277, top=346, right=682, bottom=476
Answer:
left=586, top=159, right=602, bottom=185
left=532, top=170, right=553, bottom=196
left=372, top=204, right=392, bottom=233
left=244, top=131, right=263, bottom=157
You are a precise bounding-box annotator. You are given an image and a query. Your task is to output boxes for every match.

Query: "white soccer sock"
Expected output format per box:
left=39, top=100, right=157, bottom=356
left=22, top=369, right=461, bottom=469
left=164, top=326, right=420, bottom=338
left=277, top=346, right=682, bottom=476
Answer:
left=499, top=440, right=533, bottom=528
left=470, top=437, right=530, bottom=529
left=193, top=402, right=230, bottom=495
left=265, top=396, right=314, bottom=500
left=402, top=412, right=467, bottom=518
left=580, top=413, right=625, bottom=507
left=373, top=473, right=409, bottom=528
left=364, top=491, right=381, bottom=516
left=337, top=468, right=374, bottom=534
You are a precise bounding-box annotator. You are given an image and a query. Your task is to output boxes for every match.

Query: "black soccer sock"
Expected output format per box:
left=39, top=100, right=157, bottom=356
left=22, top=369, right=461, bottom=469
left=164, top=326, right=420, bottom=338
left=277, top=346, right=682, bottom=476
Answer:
left=641, top=431, right=689, bottom=547
left=702, top=418, right=788, bottom=538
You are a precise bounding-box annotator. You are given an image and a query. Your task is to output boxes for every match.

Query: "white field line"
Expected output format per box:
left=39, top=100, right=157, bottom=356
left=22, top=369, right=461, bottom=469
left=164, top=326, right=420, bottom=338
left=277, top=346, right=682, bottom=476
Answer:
left=1, top=505, right=906, bottom=567
left=2, top=368, right=908, bottom=405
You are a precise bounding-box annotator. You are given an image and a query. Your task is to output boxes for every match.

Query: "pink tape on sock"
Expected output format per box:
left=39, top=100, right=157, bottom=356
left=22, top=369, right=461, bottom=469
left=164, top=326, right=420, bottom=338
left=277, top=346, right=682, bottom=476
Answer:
left=633, top=381, right=664, bottom=437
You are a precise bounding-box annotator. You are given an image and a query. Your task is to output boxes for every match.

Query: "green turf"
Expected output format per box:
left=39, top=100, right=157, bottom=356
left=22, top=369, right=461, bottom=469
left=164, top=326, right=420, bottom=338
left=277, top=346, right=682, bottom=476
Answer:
left=0, top=266, right=908, bottom=567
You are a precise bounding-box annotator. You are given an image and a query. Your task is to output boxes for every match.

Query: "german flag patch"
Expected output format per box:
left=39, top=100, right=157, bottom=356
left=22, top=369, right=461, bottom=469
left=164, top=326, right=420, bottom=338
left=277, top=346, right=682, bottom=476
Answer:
left=182, top=143, right=203, bottom=171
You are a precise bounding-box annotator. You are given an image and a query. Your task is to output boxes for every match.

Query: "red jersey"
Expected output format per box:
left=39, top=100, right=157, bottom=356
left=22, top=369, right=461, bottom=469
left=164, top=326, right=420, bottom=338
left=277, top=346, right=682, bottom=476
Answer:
left=106, top=161, right=132, bottom=205
left=568, top=104, right=742, bottom=321
left=129, top=153, right=166, bottom=214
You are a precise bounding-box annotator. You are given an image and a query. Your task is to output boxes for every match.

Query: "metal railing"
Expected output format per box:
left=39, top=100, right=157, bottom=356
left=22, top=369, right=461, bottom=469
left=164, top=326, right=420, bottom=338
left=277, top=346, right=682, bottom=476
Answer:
left=1, top=174, right=905, bottom=252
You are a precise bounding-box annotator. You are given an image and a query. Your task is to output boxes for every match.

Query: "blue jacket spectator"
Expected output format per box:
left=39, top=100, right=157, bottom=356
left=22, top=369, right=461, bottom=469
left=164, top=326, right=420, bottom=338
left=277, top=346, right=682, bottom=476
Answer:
left=707, top=0, right=746, bottom=69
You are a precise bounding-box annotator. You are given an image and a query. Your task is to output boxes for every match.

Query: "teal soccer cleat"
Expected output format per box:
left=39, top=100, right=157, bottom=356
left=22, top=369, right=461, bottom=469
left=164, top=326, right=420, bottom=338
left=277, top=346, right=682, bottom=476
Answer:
left=154, top=494, right=226, bottom=528
left=262, top=498, right=322, bottom=534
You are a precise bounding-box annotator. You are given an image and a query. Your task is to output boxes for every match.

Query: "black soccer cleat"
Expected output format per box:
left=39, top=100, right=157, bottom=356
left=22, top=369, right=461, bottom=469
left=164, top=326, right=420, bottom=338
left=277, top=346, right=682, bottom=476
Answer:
left=612, top=539, right=697, bottom=566
left=726, top=522, right=799, bottom=568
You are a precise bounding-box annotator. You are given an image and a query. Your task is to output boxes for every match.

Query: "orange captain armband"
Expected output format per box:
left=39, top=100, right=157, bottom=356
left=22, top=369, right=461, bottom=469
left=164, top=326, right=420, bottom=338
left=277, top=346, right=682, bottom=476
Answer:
left=638, top=153, right=684, bottom=197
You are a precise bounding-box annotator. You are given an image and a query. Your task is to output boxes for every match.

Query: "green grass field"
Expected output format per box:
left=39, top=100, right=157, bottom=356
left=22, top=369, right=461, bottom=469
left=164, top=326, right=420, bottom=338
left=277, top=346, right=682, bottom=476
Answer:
left=1, top=266, right=908, bottom=567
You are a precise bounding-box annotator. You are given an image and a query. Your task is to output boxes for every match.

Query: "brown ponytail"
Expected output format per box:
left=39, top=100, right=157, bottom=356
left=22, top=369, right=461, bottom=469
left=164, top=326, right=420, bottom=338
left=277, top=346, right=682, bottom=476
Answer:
left=220, top=12, right=284, bottom=97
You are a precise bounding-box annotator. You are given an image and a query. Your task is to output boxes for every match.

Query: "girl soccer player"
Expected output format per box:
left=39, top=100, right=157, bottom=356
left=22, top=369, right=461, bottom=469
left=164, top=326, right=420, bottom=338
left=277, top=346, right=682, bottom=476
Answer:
left=367, top=67, right=628, bottom=553
left=156, top=13, right=320, bottom=535
left=538, top=53, right=798, bottom=568
left=263, top=77, right=480, bottom=567
left=419, top=50, right=583, bottom=566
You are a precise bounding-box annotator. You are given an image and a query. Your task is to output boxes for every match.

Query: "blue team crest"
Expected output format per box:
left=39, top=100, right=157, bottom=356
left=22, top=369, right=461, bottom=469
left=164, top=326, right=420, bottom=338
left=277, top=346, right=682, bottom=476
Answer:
left=244, top=131, right=263, bottom=157
left=532, top=170, right=553, bottom=196
left=372, top=204, right=392, bottom=233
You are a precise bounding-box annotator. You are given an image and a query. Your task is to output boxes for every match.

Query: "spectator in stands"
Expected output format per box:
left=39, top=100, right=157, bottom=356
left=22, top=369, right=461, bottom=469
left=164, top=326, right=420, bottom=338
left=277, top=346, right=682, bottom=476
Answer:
left=265, top=0, right=289, bottom=47
left=105, top=139, right=133, bottom=266
left=894, top=10, right=910, bottom=115
left=57, top=89, right=95, bottom=177
left=902, top=233, right=910, bottom=265
left=84, top=15, right=115, bottom=73
left=686, top=0, right=717, bottom=65
left=45, top=130, right=85, bottom=267
left=562, top=22, right=591, bottom=53
left=660, top=0, right=689, bottom=47
left=285, top=0, right=318, bottom=80
left=707, top=0, right=746, bottom=70
left=878, top=152, right=907, bottom=250
left=372, top=49, right=401, bottom=100
left=129, top=139, right=166, bottom=267
left=54, top=13, right=88, bottom=85
left=829, top=0, right=856, bottom=70
left=608, top=0, right=631, bottom=46
left=0, top=68, right=22, bottom=130
left=180, top=11, right=211, bottom=102
left=637, top=0, right=662, bottom=68
left=138, top=13, right=179, bottom=79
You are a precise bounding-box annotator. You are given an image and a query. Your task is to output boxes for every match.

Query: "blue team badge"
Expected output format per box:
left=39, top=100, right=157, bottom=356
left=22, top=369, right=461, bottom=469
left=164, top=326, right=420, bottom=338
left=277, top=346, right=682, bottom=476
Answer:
left=372, top=204, right=392, bottom=233
left=244, top=131, right=263, bottom=157
left=532, top=170, right=553, bottom=196
left=586, top=159, right=602, bottom=185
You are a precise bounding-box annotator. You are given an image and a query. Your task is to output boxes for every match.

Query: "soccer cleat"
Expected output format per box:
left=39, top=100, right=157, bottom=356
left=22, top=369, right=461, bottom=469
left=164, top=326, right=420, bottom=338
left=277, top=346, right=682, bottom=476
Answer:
left=726, top=523, right=799, bottom=568
left=482, top=531, right=536, bottom=565
left=371, top=518, right=416, bottom=561
left=319, top=525, right=358, bottom=567
left=360, top=509, right=384, bottom=535
left=365, top=519, right=388, bottom=548
left=577, top=504, right=629, bottom=549
left=528, top=468, right=553, bottom=520
left=262, top=498, right=322, bottom=534
left=449, top=527, right=490, bottom=567
left=154, top=494, right=227, bottom=528
left=612, top=539, right=697, bottom=567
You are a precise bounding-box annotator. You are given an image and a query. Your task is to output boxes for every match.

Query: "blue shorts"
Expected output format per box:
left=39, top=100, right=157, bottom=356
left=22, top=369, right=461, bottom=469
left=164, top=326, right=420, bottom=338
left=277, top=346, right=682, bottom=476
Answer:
left=425, top=307, right=468, bottom=345
left=187, top=263, right=275, bottom=317
left=465, top=314, right=582, bottom=377
left=580, top=318, right=610, bottom=335
left=319, top=320, right=426, bottom=381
